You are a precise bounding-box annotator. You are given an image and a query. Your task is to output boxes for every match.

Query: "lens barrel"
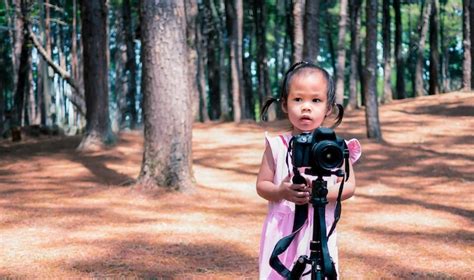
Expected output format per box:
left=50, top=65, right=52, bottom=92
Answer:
left=312, top=141, right=344, bottom=170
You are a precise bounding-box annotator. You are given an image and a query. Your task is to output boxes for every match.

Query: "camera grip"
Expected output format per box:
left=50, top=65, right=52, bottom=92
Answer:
left=292, top=173, right=306, bottom=185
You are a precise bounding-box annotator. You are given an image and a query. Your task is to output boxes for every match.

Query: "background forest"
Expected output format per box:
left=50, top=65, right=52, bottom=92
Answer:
left=0, top=0, right=470, bottom=143
left=0, top=1, right=473, bottom=278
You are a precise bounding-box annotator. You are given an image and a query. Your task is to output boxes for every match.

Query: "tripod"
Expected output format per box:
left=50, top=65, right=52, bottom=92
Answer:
left=289, top=168, right=343, bottom=280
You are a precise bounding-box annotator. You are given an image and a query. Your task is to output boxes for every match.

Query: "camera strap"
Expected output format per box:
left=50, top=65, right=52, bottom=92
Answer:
left=327, top=142, right=350, bottom=237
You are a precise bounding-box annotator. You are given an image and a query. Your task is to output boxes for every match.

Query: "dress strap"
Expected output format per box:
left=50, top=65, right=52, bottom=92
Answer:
left=279, top=135, right=288, bottom=148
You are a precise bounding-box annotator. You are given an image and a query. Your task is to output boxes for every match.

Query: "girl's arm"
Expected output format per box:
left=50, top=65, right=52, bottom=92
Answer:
left=256, top=144, right=310, bottom=204
left=326, top=160, right=356, bottom=202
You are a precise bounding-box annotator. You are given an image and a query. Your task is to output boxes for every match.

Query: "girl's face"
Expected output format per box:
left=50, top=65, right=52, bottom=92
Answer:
left=283, top=71, right=331, bottom=135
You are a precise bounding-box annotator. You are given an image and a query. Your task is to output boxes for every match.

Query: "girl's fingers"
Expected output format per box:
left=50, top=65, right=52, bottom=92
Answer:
left=292, top=191, right=309, bottom=204
left=291, top=183, right=307, bottom=191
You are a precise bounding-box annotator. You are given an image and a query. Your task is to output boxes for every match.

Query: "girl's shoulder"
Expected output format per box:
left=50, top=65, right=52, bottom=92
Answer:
left=264, top=132, right=292, bottom=161
left=264, top=131, right=292, bottom=149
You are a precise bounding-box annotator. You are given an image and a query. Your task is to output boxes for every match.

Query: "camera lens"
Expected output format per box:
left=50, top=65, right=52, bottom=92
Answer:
left=312, top=141, right=343, bottom=170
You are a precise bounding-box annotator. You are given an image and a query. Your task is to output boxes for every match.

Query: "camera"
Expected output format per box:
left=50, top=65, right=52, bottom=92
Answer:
left=291, top=127, right=346, bottom=175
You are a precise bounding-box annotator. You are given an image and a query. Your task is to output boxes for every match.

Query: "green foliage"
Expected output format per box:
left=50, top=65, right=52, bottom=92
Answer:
left=0, top=0, right=467, bottom=126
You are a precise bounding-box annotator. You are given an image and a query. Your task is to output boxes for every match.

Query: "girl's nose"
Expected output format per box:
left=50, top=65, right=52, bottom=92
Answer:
left=301, top=102, right=311, bottom=111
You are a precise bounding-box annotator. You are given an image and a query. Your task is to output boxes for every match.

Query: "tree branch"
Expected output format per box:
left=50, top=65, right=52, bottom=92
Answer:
left=27, top=26, right=85, bottom=115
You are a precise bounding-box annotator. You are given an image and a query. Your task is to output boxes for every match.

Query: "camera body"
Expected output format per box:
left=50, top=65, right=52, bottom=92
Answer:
left=291, top=127, right=346, bottom=175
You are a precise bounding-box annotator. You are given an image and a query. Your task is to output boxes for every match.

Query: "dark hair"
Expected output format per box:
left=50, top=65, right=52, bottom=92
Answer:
left=260, top=61, right=344, bottom=128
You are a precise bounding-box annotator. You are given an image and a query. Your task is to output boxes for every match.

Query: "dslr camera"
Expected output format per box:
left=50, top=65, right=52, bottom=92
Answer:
left=291, top=127, right=347, bottom=176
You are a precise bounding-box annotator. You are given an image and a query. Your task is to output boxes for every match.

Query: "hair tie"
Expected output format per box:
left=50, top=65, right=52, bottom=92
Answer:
left=276, top=98, right=281, bottom=102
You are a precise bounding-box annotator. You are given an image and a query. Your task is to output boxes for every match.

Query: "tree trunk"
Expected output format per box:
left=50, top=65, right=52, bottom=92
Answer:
left=463, top=0, right=472, bottom=91
left=335, top=0, right=348, bottom=105
left=12, top=0, right=31, bottom=128
left=429, top=0, right=440, bottom=95
left=225, top=0, right=244, bottom=122
left=71, top=0, right=79, bottom=81
left=12, top=0, right=24, bottom=95
left=185, top=0, right=200, bottom=122
left=415, top=0, right=433, bottom=97
left=113, top=7, right=128, bottom=131
left=26, top=51, right=36, bottom=125
left=254, top=0, right=271, bottom=111
left=439, top=2, right=451, bottom=92
left=205, top=0, right=221, bottom=120
left=196, top=2, right=210, bottom=122
left=303, top=0, right=319, bottom=61
left=365, top=0, right=382, bottom=140
left=243, top=35, right=256, bottom=120
left=358, top=41, right=366, bottom=106
left=394, top=0, right=405, bottom=99
left=347, top=0, right=361, bottom=110
left=4, top=0, right=15, bottom=89
left=78, top=0, right=114, bottom=149
left=123, top=0, right=138, bottom=128
left=326, top=10, right=336, bottom=74
left=214, top=0, right=231, bottom=120
left=382, top=0, right=393, bottom=103
left=40, top=0, right=53, bottom=126
left=71, top=0, right=85, bottom=121
left=0, top=73, right=3, bottom=136
left=292, top=0, right=305, bottom=63
left=471, top=0, right=474, bottom=88
left=138, top=0, right=194, bottom=192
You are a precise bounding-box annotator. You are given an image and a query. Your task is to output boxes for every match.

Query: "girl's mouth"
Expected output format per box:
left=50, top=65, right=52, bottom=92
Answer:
left=300, top=116, right=312, bottom=123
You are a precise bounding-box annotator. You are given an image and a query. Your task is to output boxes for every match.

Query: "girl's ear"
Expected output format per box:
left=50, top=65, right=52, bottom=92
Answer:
left=325, top=104, right=333, bottom=117
left=281, top=100, right=288, bottom=113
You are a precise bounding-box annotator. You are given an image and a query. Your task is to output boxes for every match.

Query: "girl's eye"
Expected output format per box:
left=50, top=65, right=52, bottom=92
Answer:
left=313, top=99, right=322, bottom=103
left=294, top=98, right=302, bottom=102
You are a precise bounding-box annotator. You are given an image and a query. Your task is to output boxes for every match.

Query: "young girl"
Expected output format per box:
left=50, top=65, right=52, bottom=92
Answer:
left=257, top=61, right=361, bottom=279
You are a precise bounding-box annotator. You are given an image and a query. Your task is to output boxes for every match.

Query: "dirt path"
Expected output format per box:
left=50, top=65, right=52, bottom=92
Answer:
left=0, top=92, right=473, bottom=279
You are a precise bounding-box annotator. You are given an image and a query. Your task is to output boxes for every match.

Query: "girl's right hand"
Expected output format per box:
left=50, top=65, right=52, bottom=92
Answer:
left=278, top=175, right=310, bottom=205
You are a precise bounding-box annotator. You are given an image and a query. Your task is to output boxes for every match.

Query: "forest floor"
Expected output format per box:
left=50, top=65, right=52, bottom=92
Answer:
left=0, top=91, right=473, bottom=279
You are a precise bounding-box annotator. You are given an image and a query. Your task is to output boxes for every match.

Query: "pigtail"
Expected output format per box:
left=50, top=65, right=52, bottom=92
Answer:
left=330, top=103, right=344, bottom=128
left=260, top=97, right=280, bottom=121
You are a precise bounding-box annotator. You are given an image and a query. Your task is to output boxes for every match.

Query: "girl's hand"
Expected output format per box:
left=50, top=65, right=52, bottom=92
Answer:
left=278, top=175, right=310, bottom=205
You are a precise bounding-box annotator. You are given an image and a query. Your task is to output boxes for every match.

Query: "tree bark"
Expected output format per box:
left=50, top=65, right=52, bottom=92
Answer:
left=303, top=0, right=319, bottom=61
left=196, top=2, right=210, bottom=122
left=12, top=0, right=24, bottom=94
left=78, top=0, right=114, bottom=149
left=12, top=0, right=31, bottom=128
left=123, top=0, right=138, bottom=128
left=185, top=0, right=200, bottom=122
left=429, top=0, right=440, bottom=95
left=214, top=0, right=231, bottom=120
left=365, top=0, right=382, bottom=140
left=225, top=0, right=244, bottom=122
left=439, top=2, right=450, bottom=92
left=325, top=10, right=336, bottom=74
left=394, top=0, right=405, bottom=99
left=254, top=0, right=271, bottom=112
left=292, top=0, right=305, bottom=63
left=463, top=0, right=472, bottom=91
left=113, top=6, right=127, bottom=131
left=205, top=0, right=220, bottom=120
left=382, top=0, right=393, bottom=103
left=347, top=0, right=361, bottom=110
left=71, top=0, right=79, bottom=81
left=335, top=0, right=348, bottom=105
left=471, top=0, right=474, bottom=88
left=415, top=0, right=433, bottom=97
left=138, top=0, right=194, bottom=192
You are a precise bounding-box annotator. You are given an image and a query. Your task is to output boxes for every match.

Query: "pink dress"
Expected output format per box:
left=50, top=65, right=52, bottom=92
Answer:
left=259, top=132, right=362, bottom=280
